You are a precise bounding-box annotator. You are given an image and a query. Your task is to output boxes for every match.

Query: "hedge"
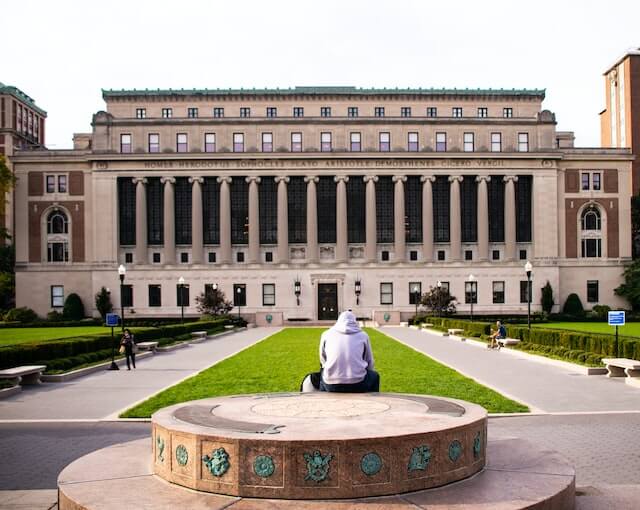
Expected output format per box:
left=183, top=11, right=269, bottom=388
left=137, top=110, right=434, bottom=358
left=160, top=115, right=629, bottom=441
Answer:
left=415, top=316, right=492, bottom=338
left=0, top=319, right=228, bottom=369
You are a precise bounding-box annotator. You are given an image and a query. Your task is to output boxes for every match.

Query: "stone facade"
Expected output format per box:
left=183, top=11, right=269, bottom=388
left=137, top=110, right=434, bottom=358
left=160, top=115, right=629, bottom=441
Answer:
left=10, top=87, right=633, bottom=320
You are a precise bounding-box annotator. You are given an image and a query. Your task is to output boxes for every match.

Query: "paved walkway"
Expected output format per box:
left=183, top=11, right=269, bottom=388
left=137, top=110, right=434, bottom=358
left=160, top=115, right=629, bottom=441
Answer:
left=380, top=326, right=640, bottom=413
left=0, top=327, right=279, bottom=421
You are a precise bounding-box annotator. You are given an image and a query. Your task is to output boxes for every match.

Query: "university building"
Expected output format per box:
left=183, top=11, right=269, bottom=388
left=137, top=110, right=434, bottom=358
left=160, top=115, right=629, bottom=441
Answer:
left=10, top=87, right=633, bottom=323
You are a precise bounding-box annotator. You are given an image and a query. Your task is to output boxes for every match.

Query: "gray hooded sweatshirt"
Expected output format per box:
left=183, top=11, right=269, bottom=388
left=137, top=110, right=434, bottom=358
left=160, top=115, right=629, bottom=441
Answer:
left=319, top=311, right=375, bottom=384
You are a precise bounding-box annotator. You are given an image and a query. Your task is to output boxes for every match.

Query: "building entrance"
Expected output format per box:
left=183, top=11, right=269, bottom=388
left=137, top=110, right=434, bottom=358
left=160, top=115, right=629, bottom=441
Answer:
left=317, top=283, right=338, bottom=320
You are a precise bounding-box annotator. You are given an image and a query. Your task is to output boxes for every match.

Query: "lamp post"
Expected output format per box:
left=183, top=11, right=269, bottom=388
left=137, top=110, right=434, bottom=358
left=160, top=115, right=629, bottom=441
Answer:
left=236, top=286, right=242, bottom=320
left=118, top=265, right=126, bottom=334
left=294, top=278, right=301, bottom=306
left=525, top=261, right=533, bottom=331
left=178, top=276, right=185, bottom=325
left=354, top=279, right=362, bottom=306
left=436, top=280, right=442, bottom=318
left=467, top=274, right=476, bottom=323
left=410, top=283, right=421, bottom=318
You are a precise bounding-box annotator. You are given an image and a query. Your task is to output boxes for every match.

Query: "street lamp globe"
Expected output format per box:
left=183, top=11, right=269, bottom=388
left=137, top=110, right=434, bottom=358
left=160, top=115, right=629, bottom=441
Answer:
left=524, top=261, right=533, bottom=275
left=178, top=276, right=185, bottom=285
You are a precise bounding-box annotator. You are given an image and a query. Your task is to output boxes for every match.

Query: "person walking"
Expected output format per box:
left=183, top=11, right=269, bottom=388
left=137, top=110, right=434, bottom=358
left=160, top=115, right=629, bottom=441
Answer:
left=120, top=328, right=137, bottom=370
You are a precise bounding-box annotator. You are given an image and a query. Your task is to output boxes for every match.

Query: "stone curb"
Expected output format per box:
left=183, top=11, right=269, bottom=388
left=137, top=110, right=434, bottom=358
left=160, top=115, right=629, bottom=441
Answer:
left=0, top=384, right=21, bottom=399
left=41, top=351, right=154, bottom=383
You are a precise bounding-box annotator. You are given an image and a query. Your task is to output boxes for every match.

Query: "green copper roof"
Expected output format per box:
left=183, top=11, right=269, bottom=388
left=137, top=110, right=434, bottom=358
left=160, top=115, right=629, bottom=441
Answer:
left=0, top=82, right=47, bottom=116
left=103, top=86, right=545, bottom=100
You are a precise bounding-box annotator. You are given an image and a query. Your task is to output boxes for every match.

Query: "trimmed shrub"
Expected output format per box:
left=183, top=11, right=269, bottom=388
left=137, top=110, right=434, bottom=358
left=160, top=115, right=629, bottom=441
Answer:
left=47, top=310, right=64, bottom=322
left=562, top=293, right=585, bottom=317
left=63, top=293, right=85, bottom=321
left=4, top=307, right=38, bottom=323
left=541, top=281, right=554, bottom=314
left=590, top=305, right=611, bottom=319
left=418, top=317, right=491, bottom=338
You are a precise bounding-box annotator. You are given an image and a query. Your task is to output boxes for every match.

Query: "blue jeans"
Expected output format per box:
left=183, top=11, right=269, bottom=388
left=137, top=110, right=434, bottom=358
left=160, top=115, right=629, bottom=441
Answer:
left=320, top=369, right=380, bottom=393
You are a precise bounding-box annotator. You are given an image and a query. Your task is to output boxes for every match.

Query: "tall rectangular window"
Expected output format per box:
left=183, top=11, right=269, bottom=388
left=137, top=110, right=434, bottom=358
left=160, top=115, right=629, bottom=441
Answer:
left=187, top=107, right=198, bottom=118
left=452, top=107, right=463, bottom=117
left=408, top=132, right=418, bottom=151
left=380, top=282, right=393, bottom=305
left=120, top=133, right=132, bottom=153
left=213, top=107, right=224, bottom=118
left=321, top=106, right=331, bottom=117
left=518, top=133, right=529, bottom=152
left=436, top=132, right=447, bottom=152
left=51, top=285, right=64, bottom=307
left=426, top=107, right=437, bottom=117
left=520, top=281, right=532, bottom=303
left=587, top=281, right=599, bottom=303
left=350, top=132, right=361, bottom=152
left=240, top=107, right=251, bottom=118
left=379, top=132, right=390, bottom=152
left=582, top=238, right=602, bottom=257
left=57, top=175, right=67, bottom=193
left=348, top=106, right=358, bottom=118
left=492, top=281, right=505, bottom=304
left=581, top=173, right=590, bottom=191
left=503, top=107, right=513, bottom=118
left=291, top=132, right=302, bottom=152
left=477, top=107, right=488, bottom=118
left=136, top=108, right=146, bottom=119
left=148, top=285, right=162, bottom=307
left=491, top=132, right=502, bottom=152
left=374, top=106, right=385, bottom=117
left=148, top=133, right=160, bottom=153
left=593, top=173, right=601, bottom=191
left=262, top=283, right=276, bottom=306
left=465, top=281, right=477, bottom=304
left=463, top=132, right=474, bottom=152
left=162, top=108, right=172, bottom=118
left=122, top=285, right=133, bottom=307
left=233, top=133, right=244, bottom=152
left=46, top=175, right=55, bottom=193
left=176, top=133, right=188, bottom=152
left=293, top=107, right=304, bottom=117
left=204, top=133, right=216, bottom=153
left=401, top=107, right=411, bottom=117
left=266, top=107, right=277, bottom=117
left=176, top=284, right=190, bottom=307
left=321, top=132, right=332, bottom=152
left=262, top=132, right=273, bottom=152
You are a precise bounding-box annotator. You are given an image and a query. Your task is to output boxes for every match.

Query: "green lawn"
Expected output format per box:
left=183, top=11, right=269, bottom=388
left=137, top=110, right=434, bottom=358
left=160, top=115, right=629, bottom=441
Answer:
left=533, top=322, right=640, bottom=337
left=0, top=326, right=150, bottom=346
left=121, top=327, right=528, bottom=418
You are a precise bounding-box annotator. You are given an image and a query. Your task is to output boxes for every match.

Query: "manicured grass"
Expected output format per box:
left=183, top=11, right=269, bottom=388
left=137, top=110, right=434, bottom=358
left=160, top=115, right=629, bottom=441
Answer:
left=533, top=321, right=640, bottom=337
left=121, top=328, right=528, bottom=418
left=0, top=326, right=150, bottom=346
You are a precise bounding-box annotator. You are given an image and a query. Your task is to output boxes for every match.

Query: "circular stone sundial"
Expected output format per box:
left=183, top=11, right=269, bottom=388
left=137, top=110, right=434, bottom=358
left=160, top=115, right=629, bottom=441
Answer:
left=152, top=393, right=487, bottom=499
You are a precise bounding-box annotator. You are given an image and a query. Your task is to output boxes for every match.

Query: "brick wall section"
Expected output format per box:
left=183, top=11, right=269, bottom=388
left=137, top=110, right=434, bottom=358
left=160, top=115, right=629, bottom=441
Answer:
left=28, top=201, right=85, bottom=263
left=68, top=171, right=84, bottom=196
left=28, top=172, right=43, bottom=196
left=630, top=57, right=640, bottom=195
left=565, top=198, right=618, bottom=258
left=565, top=169, right=579, bottom=192
left=603, top=169, right=618, bottom=193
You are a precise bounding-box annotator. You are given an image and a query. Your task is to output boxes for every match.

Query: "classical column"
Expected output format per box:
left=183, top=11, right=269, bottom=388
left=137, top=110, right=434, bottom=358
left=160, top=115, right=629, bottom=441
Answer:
left=160, top=177, right=175, bottom=265
left=504, top=175, right=518, bottom=261
left=335, top=175, right=349, bottom=263
left=476, top=176, right=491, bottom=261
left=363, top=175, right=378, bottom=263
left=304, top=176, right=319, bottom=263
left=133, top=177, right=148, bottom=264
left=246, top=176, right=261, bottom=264
left=449, top=175, right=463, bottom=261
left=217, top=176, right=232, bottom=264
left=189, top=177, right=204, bottom=264
left=393, top=175, right=407, bottom=263
left=275, top=176, right=289, bottom=264
left=421, top=176, right=435, bottom=262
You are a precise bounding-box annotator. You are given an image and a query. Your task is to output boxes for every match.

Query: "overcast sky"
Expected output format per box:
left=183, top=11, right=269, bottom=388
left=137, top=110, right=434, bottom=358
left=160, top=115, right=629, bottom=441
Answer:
left=4, top=0, right=639, bottom=149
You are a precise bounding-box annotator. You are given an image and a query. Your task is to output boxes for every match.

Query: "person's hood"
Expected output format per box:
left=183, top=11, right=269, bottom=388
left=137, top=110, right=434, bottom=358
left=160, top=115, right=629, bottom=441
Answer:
left=331, top=311, right=361, bottom=334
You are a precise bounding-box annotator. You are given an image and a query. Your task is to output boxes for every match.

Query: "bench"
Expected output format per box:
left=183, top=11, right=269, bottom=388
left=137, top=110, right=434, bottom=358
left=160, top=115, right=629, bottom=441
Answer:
left=0, top=365, right=47, bottom=385
left=136, top=341, right=159, bottom=352
left=497, top=337, right=521, bottom=347
left=190, top=331, right=208, bottom=343
left=601, top=358, right=640, bottom=378
left=421, top=323, right=434, bottom=328
left=447, top=328, right=464, bottom=335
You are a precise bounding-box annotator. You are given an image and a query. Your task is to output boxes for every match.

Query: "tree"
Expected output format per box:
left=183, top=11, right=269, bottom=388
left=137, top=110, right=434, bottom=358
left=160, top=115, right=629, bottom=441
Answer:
left=632, top=195, right=640, bottom=259
left=63, top=293, right=85, bottom=320
left=615, top=258, right=640, bottom=311
left=0, top=155, right=16, bottom=242
left=0, top=244, right=15, bottom=310
left=95, top=287, right=113, bottom=321
left=195, top=287, right=233, bottom=316
left=540, top=281, right=554, bottom=314
left=420, top=286, right=457, bottom=316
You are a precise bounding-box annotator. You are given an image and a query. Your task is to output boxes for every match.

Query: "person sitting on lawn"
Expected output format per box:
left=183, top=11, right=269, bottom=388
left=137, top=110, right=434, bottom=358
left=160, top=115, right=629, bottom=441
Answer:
left=318, top=310, right=379, bottom=392
left=488, top=320, right=507, bottom=350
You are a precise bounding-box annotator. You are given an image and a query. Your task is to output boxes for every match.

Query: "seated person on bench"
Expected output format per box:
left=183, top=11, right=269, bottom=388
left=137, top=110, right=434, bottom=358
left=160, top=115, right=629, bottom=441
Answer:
left=488, top=320, right=507, bottom=349
left=318, top=311, right=380, bottom=392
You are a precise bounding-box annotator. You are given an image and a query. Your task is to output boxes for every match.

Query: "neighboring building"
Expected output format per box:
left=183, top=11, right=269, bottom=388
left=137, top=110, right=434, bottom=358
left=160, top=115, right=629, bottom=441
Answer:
left=0, top=83, right=47, bottom=240
left=10, top=87, right=633, bottom=322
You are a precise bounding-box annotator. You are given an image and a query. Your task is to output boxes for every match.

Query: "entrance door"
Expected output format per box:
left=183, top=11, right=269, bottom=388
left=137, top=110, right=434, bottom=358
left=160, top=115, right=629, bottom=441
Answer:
left=317, top=283, right=338, bottom=320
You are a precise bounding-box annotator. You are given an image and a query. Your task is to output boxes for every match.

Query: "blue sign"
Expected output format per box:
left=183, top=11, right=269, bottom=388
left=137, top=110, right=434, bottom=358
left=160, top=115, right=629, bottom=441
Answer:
left=608, top=311, right=625, bottom=326
left=106, top=313, right=120, bottom=327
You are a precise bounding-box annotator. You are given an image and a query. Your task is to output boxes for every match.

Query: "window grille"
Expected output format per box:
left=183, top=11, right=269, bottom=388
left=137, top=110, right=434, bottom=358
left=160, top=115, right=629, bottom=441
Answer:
left=376, top=176, right=394, bottom=243
left=405, top=176, right=422, bottom=242
left=259, top=177, right=278, bottom=244
left=317, top=177, right=336, bottom=243
left=461, top=176, right=477, bottom=243
left=146, top=177, right=163, bottom=245
left=175, top=177, right=192, bottom=245
left=203, top=178, right=220, bottom=244
left=515, top=176, right=532, bottom=242
left=231, top=177, right=248, bottom=244
left=488, top=177, right=505, bottom=242
left=347, top=177, right=365, bottom=243
left=432, top=176, right=450, bottom=243
left=118, top=177, right=136, bottom=245
left=287, top=177, right=307, bottom=243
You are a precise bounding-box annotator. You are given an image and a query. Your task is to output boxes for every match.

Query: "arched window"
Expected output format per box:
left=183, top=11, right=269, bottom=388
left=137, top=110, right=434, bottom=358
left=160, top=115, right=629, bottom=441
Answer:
left=47, top=211, right=68, bottom=234
left=45, top=209, right=70, bottom=262
left=580, top=205, right=602, bottom=258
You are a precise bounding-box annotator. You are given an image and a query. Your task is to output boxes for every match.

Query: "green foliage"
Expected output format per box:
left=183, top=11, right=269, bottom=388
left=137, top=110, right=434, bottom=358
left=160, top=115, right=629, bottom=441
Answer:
left=94, top=287, right=113, bottom=321
left=590, top=305, right=611, bottom=319
left=541, top=281, right=554, bottom=314
left=562, top=293, right=585, bottom=316
left=419, top=286, right=457, bottom=316
left=195, top=288, right=233, bottom=316
left=62, top=293, right=85, bottom=321
left=615, top=258, right=640, bottom=310
left=417, top=316, right=491, bottom=337
left=632, top=195, right=640, bottom=259
left=0, top=272, right=14, bottom=310
left=512, top=343, right=603, bottom=367
left=46, top=310, right=64, bottom=322
left=3, top=307, right=38, bottom=323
